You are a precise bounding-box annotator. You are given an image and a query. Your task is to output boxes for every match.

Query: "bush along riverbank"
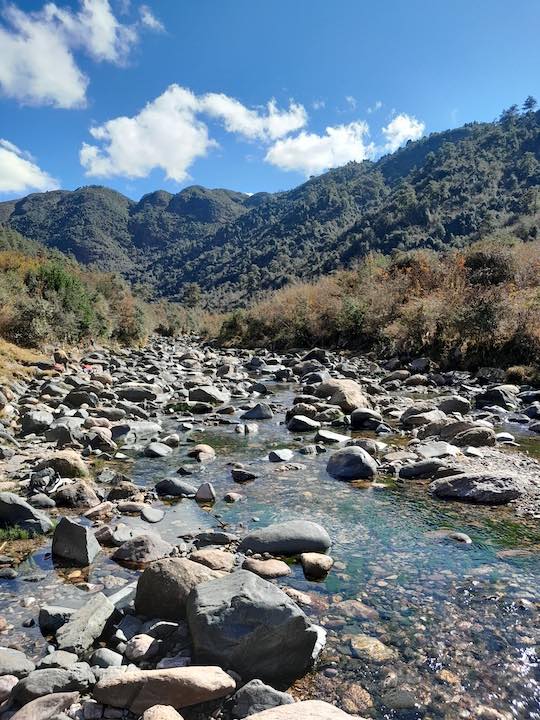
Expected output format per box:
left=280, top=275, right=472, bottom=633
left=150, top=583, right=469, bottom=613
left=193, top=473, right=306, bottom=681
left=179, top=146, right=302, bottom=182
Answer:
left=219, top=237, right=540, bottom=377
left=0, top=228, right=218, bottom=351
left=0, top=338, right=539, bottom=718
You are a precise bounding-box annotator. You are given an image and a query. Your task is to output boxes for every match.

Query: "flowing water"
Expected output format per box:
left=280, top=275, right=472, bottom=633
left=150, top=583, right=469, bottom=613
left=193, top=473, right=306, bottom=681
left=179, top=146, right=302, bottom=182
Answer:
left=2, top=381, right=540, bottom=719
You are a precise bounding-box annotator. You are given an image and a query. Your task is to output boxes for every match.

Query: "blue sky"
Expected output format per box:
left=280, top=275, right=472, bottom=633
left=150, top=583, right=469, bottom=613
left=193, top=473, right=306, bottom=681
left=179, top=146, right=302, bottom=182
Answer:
left=1, top=0, right=539, bottom=200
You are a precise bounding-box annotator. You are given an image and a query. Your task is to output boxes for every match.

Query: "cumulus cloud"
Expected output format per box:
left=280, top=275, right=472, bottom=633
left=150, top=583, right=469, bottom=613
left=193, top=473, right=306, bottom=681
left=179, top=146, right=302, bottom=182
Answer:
left=80, top=84, right=309, bottom=180
left=382, top=113, right=425, bottom=152
left=265, top=121, right=374, bottom=176
left=0, top=139, right=58, bottom=193
left=0, top=0, right=160, bottom=108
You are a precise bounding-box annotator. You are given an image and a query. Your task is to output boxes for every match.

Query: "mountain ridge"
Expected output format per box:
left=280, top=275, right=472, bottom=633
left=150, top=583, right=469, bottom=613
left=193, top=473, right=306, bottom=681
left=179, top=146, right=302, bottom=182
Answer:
left=1, top=109, right=539, bottom=308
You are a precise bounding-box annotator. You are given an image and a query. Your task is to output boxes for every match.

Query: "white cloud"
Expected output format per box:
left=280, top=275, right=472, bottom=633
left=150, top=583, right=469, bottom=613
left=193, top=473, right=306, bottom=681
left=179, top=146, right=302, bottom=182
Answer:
left=200, top=95, right=307, bottom=141
left=265, top=121, right=374, bottom=176
left=345, top=95, right=357, bottom=110
left=80, top=85, right=214, bottom=181
left=382, top=113, right=425, bottom=152
left=0, top=139, right=58, bottom=193
left=0, top=0, right=159, bottom=108
left=312, top=99, right=325, bottom=110
left=80, top=84, right=308, bottom=180
left=139, top=4, right=164, bottom=31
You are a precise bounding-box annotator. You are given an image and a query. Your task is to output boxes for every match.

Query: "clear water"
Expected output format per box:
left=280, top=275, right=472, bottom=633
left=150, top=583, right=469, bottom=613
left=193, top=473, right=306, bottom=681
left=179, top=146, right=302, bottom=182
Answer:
left=2, top=382, right=540, bottom=719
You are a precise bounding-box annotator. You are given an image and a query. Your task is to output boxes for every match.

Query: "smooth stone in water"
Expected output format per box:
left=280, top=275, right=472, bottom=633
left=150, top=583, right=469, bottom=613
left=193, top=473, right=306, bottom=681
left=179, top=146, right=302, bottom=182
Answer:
left=239, top=520, right=331, bottom=555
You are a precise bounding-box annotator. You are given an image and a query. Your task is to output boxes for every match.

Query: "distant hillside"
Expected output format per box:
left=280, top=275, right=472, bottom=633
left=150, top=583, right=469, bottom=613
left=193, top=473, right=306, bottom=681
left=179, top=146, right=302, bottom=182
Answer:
left=1, top=106, right=539, bottom=308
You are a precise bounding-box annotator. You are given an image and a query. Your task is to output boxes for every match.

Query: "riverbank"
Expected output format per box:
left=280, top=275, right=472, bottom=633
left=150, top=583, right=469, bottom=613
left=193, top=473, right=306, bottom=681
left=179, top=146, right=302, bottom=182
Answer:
left=0, top=338, right=538, bottom=719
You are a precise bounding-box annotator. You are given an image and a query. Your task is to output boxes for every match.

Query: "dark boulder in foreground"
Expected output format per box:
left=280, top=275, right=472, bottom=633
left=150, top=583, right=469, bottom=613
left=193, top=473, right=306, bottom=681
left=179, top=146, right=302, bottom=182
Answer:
left=187, top=570, right=325, bottom=687
left=430, top=473, right=524, bottom=504
left=238, top=520, right=331, bottom=555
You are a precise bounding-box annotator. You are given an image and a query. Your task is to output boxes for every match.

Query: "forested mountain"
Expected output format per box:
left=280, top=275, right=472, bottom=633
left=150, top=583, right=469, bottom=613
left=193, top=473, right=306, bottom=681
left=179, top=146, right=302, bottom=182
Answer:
left=1, top=106, right=539, bottom=308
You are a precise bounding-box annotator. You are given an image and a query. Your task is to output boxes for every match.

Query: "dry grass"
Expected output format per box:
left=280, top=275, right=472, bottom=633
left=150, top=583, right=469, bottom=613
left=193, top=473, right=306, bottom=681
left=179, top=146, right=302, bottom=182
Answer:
left=0, top=338, right=45, bottom=381
left=219, top=238, right=540, bottom=371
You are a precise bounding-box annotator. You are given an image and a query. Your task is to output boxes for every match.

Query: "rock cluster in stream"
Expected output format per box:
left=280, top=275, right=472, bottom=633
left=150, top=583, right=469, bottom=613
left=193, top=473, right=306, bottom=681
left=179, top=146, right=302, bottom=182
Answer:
left=0, top=339, right=539, bottom=719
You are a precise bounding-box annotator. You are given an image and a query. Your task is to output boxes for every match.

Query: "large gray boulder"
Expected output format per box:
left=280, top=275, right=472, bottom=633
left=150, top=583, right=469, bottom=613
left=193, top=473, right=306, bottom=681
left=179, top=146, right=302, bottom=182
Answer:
left=238, top=520, right=331, bottom=555
left=326, top=447, right=378, bottom=480
left=135, top=558, right=221, bottom=621
left=0, top=493, right=53, bottom=535
left=56, top=593, right=115, bottom=654
left=186, top=570, right=325, bottom=686
left=430, top=473, right=524, bottom=504
left=52, top=517, right=100, bottom=566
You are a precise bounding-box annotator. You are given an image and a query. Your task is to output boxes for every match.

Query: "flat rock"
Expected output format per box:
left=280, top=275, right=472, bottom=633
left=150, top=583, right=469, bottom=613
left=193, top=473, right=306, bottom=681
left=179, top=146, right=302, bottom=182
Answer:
left=92, top=666, right=235, bottom=714
left=430, top=473, right=524, bottom=504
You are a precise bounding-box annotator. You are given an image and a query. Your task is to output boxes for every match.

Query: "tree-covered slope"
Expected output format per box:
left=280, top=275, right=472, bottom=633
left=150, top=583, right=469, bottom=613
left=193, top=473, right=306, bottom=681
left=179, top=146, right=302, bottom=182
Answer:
left=1, top=106, right=539, bottom=307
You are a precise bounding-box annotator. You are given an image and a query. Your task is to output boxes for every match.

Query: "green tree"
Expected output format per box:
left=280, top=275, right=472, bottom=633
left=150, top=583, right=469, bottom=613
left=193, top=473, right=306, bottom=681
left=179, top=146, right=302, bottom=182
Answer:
left=523, top=95, right=538, bottom=112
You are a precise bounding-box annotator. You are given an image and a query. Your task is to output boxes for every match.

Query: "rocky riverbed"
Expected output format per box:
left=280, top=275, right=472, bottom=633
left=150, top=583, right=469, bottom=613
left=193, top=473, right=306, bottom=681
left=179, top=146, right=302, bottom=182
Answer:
left=0, top=339, right=538, bottom=720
